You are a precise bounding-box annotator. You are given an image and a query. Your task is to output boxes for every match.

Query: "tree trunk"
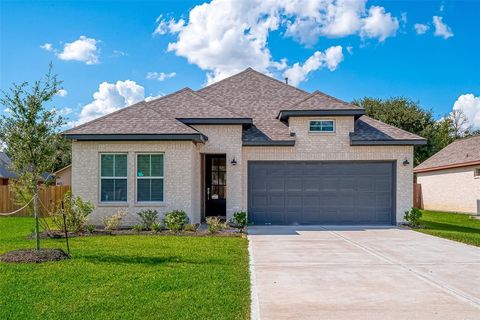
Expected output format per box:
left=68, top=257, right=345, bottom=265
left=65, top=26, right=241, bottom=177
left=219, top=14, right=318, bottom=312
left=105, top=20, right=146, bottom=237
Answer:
left=34, top=192, right=40, bottom=251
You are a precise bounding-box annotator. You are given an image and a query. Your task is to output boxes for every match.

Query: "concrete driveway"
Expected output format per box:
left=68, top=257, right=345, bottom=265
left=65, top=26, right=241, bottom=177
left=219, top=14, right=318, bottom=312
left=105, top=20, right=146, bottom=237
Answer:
left=248, top=226, right=480, bottom=320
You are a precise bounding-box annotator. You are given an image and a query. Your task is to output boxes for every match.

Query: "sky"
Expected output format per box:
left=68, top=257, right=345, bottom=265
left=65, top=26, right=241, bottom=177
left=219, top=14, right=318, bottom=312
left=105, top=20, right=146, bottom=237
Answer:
left=1, top=0, right=479, bottom=129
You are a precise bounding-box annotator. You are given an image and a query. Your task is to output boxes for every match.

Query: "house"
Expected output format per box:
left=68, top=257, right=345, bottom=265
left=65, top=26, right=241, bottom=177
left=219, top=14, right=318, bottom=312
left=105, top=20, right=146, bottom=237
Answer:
left=414, top=136, right=480, bottom=214
left=0, top=152, right=16, bottom=185
left=64, top=68, right=426, bottom=226
left=53, top=164, right=72, bottom=186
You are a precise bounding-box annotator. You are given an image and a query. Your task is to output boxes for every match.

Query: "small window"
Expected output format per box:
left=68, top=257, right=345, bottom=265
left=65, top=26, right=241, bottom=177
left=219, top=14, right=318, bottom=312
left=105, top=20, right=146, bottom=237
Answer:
left=100, top=154, right=128, bottom=202
left=475, top=168, right=480, bottom=178
left=309, top=120, right=335, bottom=133
left=137, top=154, right=164, bottom=202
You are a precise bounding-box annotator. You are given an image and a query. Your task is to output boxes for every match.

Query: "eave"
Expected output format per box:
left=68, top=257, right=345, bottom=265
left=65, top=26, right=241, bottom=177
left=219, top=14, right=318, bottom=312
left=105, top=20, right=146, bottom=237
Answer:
left=414, top=160, right=480, bottom=173
left=177, top=118, right=253, bottom=126
left=278, top=109, right=365, bottom=121
left=350, top=138, right=428, bottom=146
left=64, top=133, right=208, bottom=143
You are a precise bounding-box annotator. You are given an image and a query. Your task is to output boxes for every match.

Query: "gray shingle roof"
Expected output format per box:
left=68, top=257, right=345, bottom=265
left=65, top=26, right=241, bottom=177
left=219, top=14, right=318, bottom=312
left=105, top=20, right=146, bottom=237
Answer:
left=351, top=116, right=426, bottom=145
left=415, top=135, right=480, bottom=172
left=64, top=67, right=426, bottom=145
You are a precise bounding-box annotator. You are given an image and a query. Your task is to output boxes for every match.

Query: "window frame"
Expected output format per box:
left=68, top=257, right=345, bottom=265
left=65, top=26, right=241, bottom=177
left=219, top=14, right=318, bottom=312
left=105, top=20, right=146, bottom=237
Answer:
left=474, top=168, right=480, bottom=179
left=99, top=153, right=128, bottom=204
left=135, top=152, right=165, bottom=204
left=308, top=119, right=336, bottom=133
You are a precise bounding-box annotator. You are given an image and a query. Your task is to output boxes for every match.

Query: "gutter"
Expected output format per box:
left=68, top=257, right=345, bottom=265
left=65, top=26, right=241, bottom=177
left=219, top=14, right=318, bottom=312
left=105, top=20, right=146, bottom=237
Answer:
left=64, top=133, right=208, bottom=143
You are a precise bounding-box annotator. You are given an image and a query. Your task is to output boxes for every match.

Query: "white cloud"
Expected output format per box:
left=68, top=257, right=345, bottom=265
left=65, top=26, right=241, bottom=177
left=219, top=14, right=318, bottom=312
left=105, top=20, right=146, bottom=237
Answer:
left=433, top=16, right=453, bottom=39
left=452, top=94, right=480, bottom=129
left=51, top=107, right=73, bottom=116
left=145, top=93, right=165, bottom=102
left=40, top=43, right=53, bottom=51
left=146, top=71, right=176, bottom=81
left=158, top=0, right=397, bottom=84
left=360, top=6, right=399, bottom=41
left=56, top=89, right=68, bottom=97
left=283, top=46, right=343, bottom=86
left=57, top=36, right=100, bottom=64
left=76, top=80, right=144, bottom=124
left=414, top=23, right=429, bottom=35
left=346, top=46, right=353, bottom=54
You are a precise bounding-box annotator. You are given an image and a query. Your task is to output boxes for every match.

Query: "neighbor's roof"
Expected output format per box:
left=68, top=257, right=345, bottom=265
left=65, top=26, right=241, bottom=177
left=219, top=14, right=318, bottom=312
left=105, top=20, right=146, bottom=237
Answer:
left=64, top=67, right=426, bottom=145
left=414, top=135, right=480, bottom=173
left=0, top=152, right=17, bottom=179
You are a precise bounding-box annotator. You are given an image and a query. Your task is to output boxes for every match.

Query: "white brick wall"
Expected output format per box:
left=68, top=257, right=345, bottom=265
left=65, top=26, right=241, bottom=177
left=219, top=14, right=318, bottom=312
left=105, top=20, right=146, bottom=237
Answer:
left=71, top=116, right=414, bottom=225
left=417, top=166, right=480, bottom=214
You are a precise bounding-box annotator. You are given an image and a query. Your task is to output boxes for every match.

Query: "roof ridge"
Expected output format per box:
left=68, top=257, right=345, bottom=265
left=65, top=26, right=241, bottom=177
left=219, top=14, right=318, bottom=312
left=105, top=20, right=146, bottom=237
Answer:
left=143, top=104, right=198, bottom=133
left=197, top=67, right=309, bottom=95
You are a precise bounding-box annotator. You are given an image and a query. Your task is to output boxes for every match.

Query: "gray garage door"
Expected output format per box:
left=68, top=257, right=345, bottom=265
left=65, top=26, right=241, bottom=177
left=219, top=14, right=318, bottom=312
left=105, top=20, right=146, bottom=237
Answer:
left=248, top=161, right=395, bottom=225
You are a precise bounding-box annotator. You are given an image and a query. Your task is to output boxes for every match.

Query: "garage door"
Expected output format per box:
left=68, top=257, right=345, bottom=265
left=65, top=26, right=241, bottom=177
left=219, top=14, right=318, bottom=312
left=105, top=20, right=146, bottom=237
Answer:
left=248, top=161, right=395, bottom=225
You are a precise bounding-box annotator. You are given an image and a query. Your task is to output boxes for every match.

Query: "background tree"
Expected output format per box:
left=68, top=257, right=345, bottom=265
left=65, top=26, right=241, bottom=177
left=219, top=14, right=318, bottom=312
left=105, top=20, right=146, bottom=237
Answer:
left=448, top=109, right=470, bottom=139
left=0, top=65, right=68, bottom=251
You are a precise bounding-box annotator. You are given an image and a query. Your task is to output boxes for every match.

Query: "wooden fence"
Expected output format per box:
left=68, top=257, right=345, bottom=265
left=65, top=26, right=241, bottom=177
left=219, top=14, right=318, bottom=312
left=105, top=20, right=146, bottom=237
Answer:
left=0, top=185, right=71, bottom=216
left=413, top=183, right=423, bottom=209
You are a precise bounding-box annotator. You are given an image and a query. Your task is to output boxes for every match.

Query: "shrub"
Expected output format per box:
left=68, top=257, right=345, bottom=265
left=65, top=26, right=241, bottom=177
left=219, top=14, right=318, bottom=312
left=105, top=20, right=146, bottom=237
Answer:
left=51, top=192, right=94, bottom=233
left=86, top=224, right=96, bottom=233
left=151, top=222, right=162, bottom=232
left=163, top=210, right=189, bottom=231
left=404, top=208, right=422, bottom=227
left=103, top=209, right=128, bottom=231
left=232, top=211, right=248, bottom=229
left=184, top=223, right=199, bottom=232
left=137, top=209, right=159, bottom=230
left=206, top=217, right=227, bottom=234
left=132, top=224, right=143, bottom=233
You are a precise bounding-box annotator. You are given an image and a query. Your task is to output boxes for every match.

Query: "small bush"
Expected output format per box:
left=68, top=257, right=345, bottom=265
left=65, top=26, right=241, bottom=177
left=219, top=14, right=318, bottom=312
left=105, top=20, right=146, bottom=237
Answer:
left=86, top=224, right=96, bottom=233
left=163, top=210, right=189, bottom=231
left=232, top=211, right=248, bottom=229
left=132, top=224, right=143, bottom=233
left=51, top=192, right=94, bottom=233
left=404, top=208, right=422, bottom=227
left=206, top=217, right=227, bottom=234
left=184, top=223, right=199, bottom=232
left=103, top=209, right=128, bottom=231
left=137, top=209, right=159, bottom=231
left=151, top=222, right=162, bottom=232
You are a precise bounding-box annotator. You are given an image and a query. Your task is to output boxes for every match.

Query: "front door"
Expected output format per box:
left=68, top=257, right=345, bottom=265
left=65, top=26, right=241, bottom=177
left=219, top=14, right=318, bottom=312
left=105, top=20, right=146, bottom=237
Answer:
left=205, top=154, right=227, bottom=217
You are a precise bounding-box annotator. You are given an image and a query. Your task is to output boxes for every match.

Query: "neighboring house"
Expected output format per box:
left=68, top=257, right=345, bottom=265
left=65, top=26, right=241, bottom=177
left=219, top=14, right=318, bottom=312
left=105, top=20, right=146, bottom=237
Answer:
left=415, top=136, right=480, bottom=214
left=0, top=152, right=17, bottom=185
left=53, top=164, right=72, bottom=186
left=64, top=68, right=426, bottom=226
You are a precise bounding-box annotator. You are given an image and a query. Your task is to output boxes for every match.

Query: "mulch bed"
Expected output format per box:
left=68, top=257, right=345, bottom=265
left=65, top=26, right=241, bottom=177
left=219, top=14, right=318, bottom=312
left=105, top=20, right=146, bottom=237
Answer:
left=32, top=229, right=245, bottom=239
left=0, top=249, right=70, bottom=263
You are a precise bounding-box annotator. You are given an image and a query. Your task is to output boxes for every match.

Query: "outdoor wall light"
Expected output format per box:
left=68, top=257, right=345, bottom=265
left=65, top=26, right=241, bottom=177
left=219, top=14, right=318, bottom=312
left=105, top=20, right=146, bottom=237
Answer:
left=231, top=157, right=237, bottom=166
left=403, top=158, right=410, bottom=166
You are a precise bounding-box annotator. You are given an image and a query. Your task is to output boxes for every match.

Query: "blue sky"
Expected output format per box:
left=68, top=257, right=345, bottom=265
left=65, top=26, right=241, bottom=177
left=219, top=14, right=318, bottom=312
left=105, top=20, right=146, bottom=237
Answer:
left=1, top=0, right=479, bottom=128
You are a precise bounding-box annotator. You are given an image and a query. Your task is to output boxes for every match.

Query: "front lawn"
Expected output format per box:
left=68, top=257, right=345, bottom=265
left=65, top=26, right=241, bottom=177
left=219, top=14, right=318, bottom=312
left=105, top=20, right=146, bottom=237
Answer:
left=0, top=217, right=250, bottom=320
left=416, top=210, right=480, bottom=247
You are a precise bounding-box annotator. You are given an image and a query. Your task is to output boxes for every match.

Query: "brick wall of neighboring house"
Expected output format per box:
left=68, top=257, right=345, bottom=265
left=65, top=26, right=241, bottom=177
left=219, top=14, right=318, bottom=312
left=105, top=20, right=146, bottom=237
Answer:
left=416, top=166, right=480, bottom=214
left=242, top=117, right=414, bottom=223
left=72, top=117, right=415, bottom=225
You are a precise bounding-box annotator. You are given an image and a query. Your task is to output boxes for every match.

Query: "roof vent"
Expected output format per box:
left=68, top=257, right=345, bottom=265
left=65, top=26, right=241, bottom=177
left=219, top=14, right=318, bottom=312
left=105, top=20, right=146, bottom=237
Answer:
left=285, top=77, right=288, bottom=85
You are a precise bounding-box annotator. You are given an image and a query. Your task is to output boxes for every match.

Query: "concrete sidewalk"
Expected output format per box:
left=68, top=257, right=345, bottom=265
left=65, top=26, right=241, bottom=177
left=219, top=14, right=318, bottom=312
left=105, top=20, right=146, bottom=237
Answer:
left=248, top=226, right=480, bottom=320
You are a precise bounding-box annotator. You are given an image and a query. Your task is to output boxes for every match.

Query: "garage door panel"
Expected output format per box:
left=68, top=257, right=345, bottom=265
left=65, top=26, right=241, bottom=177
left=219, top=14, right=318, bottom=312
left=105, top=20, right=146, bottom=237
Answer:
left=248, top=161, right=395, bottom=225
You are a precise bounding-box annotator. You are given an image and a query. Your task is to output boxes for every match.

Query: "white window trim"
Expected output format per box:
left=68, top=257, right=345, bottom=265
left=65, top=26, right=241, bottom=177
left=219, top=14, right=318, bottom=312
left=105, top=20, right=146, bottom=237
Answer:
left=135, top=153, right=165, bottom=204
left=308, top=119, right=336, bottom=133
left=99, top=153, right=128, bottom=204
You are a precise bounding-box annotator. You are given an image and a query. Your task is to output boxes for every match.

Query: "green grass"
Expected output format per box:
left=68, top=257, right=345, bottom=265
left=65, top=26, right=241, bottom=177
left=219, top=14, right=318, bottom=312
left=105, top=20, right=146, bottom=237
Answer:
left=0, top=217, right=250, bottom=320
left=416, top=210, right=480, bottom=247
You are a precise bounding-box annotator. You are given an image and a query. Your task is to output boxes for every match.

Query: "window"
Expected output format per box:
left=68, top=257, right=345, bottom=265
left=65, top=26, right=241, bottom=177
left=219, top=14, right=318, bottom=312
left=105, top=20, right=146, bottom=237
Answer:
left=100, top=154, right=127, bottom=202
left=475, top=168, right=480, bottom=178
left=309, top=120, right=335, bottom=133
left=136, top=154, right=164, bottom=202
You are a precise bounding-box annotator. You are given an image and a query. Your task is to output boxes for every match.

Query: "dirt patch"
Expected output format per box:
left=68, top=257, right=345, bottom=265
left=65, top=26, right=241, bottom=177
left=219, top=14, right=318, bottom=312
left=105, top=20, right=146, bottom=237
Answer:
left=0, top=249, right=70, bottom=263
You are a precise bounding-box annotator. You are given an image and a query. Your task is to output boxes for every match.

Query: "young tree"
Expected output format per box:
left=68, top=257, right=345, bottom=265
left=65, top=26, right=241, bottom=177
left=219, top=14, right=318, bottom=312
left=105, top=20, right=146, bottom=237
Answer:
left=0, top=65, right=67, bottom=251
